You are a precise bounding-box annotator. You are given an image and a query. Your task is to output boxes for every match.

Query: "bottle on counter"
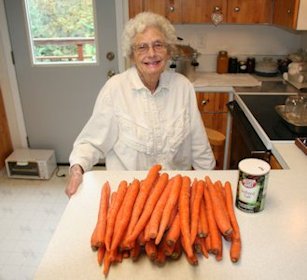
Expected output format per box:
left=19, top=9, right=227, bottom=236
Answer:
left=217, top=50, right=229, bottom=74
left=246, top=57, right=256, bottom=73
left=228, top=57, right=238, bottom=73
left=238, top=60, right=247, bottom=73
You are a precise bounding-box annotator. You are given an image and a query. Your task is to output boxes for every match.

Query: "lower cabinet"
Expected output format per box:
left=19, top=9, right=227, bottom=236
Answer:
left=196, top=92, right=229, bottom=169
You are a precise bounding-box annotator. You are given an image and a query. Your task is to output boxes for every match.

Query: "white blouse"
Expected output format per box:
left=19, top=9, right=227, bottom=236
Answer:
left=69, top=66, right=216, bottom=171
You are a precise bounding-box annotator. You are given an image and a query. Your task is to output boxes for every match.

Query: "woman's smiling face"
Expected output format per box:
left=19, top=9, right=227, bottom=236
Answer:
left=131, top=26, right=170, bottom=80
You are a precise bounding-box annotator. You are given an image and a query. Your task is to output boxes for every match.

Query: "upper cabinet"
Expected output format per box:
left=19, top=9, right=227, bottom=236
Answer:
left=128, top=0, right=182, bottom=23
left=181, top=0, right=227, bottom=24
left=227, top=0, right=272, bottom=24
left=129, top=0, right=272, bottom=24
left=273, top=0, right=307, bottom=30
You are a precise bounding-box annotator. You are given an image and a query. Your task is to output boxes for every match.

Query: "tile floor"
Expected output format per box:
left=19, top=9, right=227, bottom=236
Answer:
left=0, top=165, right=70, bottom=280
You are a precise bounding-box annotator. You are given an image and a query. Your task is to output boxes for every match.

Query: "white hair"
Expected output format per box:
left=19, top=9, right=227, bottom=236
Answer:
left=121, top=12, right=177, bottom=58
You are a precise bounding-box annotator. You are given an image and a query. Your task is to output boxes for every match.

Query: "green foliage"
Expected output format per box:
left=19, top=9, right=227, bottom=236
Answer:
left=26, top=0, right=96, bottom=62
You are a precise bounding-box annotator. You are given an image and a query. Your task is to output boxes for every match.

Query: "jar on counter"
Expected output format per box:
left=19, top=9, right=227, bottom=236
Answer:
left=217, top=50, right=229, bottom=74
left=228, top=57, right=238, bottom=73
left=246, top=57, right=256, bottom=73
left=238, top=60, right=247, bottom=73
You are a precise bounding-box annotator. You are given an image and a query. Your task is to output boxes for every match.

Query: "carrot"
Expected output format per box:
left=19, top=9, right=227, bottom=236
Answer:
left=122, top=165, right=161, bottom=248
left=155, top=243, right=167, bottom=266
left=128, top=173, right=169, bottom=244
left=91, top=181, right=111, bottom=250
left=165, top=212, right=180, bottom=246
left=224, top=181, right=242, bottom=263
left=203, top=183, right=221, bottom=256
left=170, top=239, right=182, bottom=260
left=190, top=178, right=198, bottom=215
left=205, top=176, right=233, bottom=237
left=104, top=180, right=128, bottom=251
left=179, top=176, right=193, bottom=258
left=190, top=179, right=205, bottom=245
left=155, top=174, right=182, bottom=245
left=145, top=239, right=157, bottom=261
left=97, top=246, right=105, bottom=265
left=130, top=241, right=142, bottom=261
left=137, top=230, right=146, bottom=246
left=110, top=179, right=140, bottom=256
left=199, top=237, right=209, bottom=258
left=146, top=178, right=173, bottom=241
left=167, top=205, right=178, bottom=230
left=198, top=197, right=209, bottom=238
left=103, top=250, right=112, bottom=276
left=181, top=235, right=198, bottom=266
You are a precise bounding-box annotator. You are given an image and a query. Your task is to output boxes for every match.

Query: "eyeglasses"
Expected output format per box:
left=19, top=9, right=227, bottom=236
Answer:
left=132, top=41, right=168, bottom=54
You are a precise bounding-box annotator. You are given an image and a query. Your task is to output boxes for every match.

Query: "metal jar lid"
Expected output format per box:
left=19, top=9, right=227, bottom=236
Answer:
left=238, top=158, right=271, bottom=176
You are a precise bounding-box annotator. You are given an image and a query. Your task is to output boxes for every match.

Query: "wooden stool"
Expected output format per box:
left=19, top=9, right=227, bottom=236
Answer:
left=206, top=128, right=226, bottom=170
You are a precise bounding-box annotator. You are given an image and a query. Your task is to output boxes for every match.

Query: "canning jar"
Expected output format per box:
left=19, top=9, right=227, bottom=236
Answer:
left=217, top=51, right=229, bottom=74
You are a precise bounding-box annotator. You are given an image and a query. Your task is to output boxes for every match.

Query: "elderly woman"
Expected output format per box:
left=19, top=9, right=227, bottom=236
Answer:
left=65, top=12, right=215, bottom=197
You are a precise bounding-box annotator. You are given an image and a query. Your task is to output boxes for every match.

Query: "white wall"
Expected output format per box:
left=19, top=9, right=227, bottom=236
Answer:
left=175, top=24, right=304, bottom=72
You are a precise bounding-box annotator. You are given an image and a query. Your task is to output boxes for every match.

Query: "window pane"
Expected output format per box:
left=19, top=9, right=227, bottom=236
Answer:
left=24, top=0, right=97, bottom=65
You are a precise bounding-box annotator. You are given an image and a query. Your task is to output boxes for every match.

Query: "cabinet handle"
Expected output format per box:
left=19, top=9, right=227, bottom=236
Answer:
left=201, top=99, right=209, bottom=105
left=234, top=7, right=240, bottom=13
left=169, top=0, right=175, bottom=12
left=287, top=9, right=291, bottom=15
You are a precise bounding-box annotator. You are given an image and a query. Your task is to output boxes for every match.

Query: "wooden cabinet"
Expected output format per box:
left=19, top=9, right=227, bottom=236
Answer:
left=196, top=92, right=229, bottom=135
left=196, top=92, right=229, bottom=169
left=128, top=0, right=182, bottom=23
left=273, top=0, right=300, bottom=29
left=227, top=0, right=273, bottom=24
left=0, top=87, right=13, bottom=169
left=181, top=0, right=227, bottom=24
left=269, top=154, right=283, bottom=169
left=129, top=0, right=273, bottom=24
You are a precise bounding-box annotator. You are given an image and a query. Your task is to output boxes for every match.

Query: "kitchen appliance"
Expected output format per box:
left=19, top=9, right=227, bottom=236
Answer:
left=5, top=149, right=57, bottom=180
left=169, top=42, right=199, bottom=80
left=227, top=100, right=271, bottom=169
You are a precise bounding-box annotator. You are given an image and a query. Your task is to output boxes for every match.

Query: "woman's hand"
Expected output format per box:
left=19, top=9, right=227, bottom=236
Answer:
left=65, top=164, right=84, bottom=198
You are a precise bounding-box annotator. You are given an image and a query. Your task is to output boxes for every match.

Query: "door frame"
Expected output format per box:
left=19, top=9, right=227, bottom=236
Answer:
left=0, top=0, right=128, bottom=150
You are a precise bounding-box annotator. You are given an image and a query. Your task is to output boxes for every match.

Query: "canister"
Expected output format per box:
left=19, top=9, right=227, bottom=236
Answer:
left=236, top=158, right=271, bottom=213
left=217, top=50, right=229, bottom=74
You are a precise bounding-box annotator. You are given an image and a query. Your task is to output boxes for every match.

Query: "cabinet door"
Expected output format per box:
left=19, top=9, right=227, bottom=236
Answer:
left=273, top=0, right=300, bottom=29
left=181, top=0, right=227, bottom=23
left=128, top=0, right=182, bottom=23
left=227, top=0, right=272, bottom=24
left=196, top=92, right=228, bottom=135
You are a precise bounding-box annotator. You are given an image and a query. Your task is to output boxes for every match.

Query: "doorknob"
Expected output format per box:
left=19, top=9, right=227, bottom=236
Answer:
left=106, top=52, right=115, bottom=61
left=107, top=70, right=116, bottom=78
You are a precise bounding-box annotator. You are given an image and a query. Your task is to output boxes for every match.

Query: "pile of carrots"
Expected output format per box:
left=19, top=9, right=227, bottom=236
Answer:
left=90, top=164, right=241, bottom=276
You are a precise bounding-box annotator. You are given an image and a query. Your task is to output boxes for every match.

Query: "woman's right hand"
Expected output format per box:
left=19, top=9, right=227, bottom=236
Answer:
left=65, top=164, right=84, bottom=198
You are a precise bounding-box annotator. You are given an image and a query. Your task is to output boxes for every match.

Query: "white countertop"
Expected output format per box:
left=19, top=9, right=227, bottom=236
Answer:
left=35, top=147, right=307, bottom=280
left=35, top=74, right=307, bottom=280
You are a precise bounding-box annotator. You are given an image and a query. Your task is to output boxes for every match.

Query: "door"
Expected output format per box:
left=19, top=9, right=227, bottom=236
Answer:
left=4, top=0, right=118, bottom=163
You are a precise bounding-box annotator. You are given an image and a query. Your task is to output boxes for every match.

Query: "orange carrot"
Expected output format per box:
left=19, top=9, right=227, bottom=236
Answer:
left=145, top=239, right=157, bottom=261
left=130, top=241, right=141, bottom=261
left=146, top=178, right=173, bottom=241
left=179, top=176, right=193, bottom=258
left=91, top=181, right=111, bottom=250
left=110, top=179, right=140, bottom=255
left=165, top=212, right=180, bottom=246
left=190, top=178, right=198, bottom=215
left=181, top=235, right=198, bottom=266
left=97, top=246, right=105, bottom=265
left=128, top=173, right=169, bottom=244
left=122, top=165, right=161, bottom=248
left=199, top=237, right=209, bottom=258
left=155, top=243, right=167, bottom=266
left=190, top=179, right=205, bottom=245
left=203, top=183, right=221, bottom=256
left=104, top=180, right=128, bottom=251
left=103, top=250, right=112, bottom=276
left=155, top=174, right=182, bottom=245
left=205, top=176, right=233, bottom=237
left=198, top=197, right=209, bottom=238
left=170, top=239, right=182, bottom=260
left=224, top=181, right=242, bottom=263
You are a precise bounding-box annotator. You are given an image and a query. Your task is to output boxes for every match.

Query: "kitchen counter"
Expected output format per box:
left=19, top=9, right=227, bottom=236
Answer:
left=35, top=148, right=307, bottom=280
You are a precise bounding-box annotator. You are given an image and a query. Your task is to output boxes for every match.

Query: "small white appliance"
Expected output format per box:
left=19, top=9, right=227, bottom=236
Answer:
left=5, top=149, right=57, bottom=180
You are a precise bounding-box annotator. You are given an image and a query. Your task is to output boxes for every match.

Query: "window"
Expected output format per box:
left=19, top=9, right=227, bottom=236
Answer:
left=24, top=0, right=97, bottom=65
